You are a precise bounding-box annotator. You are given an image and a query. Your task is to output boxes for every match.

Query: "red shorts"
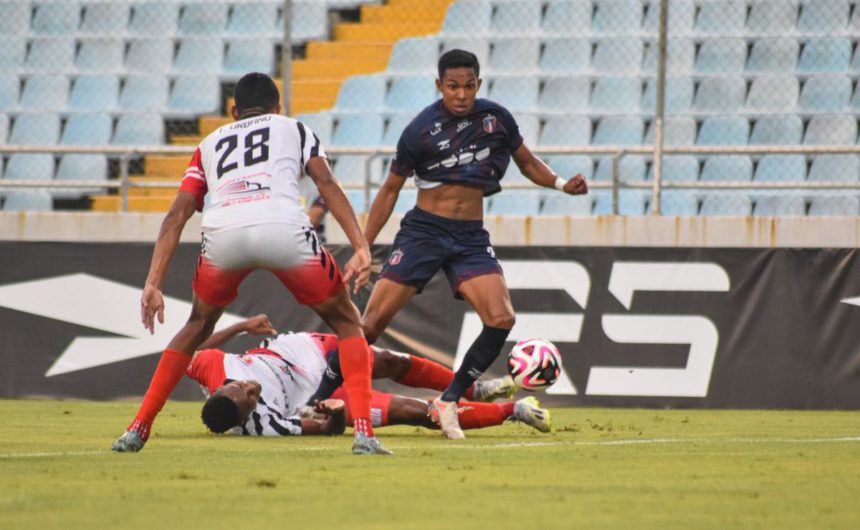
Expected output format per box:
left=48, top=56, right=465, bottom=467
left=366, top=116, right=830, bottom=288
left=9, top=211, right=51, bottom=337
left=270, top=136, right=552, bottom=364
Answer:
left=332, top=387, right=393, bottom=428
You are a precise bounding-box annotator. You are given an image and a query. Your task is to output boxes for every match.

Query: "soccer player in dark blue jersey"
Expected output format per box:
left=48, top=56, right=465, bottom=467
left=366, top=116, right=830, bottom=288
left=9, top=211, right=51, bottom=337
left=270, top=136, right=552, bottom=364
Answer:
left=359, top=49, right=588, bottom=439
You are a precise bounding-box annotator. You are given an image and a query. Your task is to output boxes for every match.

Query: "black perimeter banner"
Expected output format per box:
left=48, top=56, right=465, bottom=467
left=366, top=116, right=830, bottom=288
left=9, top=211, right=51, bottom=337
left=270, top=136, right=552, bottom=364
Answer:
left=1, top=242, right=859, bottom=409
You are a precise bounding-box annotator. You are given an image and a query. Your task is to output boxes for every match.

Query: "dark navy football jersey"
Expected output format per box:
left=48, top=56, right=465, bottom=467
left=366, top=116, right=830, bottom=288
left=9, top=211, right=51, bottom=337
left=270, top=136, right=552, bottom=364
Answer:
left=390, top=98, right=523, bottom=196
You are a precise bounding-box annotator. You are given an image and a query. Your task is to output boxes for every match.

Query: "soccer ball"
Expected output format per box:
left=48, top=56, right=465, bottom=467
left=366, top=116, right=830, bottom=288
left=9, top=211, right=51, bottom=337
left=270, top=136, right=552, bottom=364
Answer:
left=507, top=338, right=562, bottom=391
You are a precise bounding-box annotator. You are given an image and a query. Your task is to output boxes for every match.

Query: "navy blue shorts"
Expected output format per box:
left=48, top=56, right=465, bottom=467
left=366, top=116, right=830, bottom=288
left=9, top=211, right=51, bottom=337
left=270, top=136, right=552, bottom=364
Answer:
left=379, top=207, right=502, bottom=298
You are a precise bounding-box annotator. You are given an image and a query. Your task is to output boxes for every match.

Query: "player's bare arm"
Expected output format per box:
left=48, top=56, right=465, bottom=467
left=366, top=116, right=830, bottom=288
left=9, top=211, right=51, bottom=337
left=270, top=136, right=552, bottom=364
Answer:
left=512, top=144, right=588, bottom=196
left=364, top=171, right=407, bottom=246
left=305, top=156, right=370, bottom=292
left=196, top=315, right=276, bottom=351
left=141, top=191, right=198, bottom=334
left=299, top=399, right=347, bottom=435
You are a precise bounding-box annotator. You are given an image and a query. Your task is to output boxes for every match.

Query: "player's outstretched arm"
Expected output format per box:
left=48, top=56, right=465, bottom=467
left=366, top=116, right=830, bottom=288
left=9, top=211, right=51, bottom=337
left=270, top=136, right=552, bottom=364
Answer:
left=196, top=314, right=276, bottom=351
left=306, top=157, right=370, bottom=293
left=363, top=171, right=407, bottom=247
left=511, top=144, right=588, bottom=196
left=141, top=191, right=197, bottom=334
left=299, top=399, right=347, bottom=436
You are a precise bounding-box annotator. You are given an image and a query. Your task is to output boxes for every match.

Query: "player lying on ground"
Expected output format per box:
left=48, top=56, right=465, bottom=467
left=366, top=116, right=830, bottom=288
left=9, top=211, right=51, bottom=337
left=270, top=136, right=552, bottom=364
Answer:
left=189, top=315, right=551, bottom=436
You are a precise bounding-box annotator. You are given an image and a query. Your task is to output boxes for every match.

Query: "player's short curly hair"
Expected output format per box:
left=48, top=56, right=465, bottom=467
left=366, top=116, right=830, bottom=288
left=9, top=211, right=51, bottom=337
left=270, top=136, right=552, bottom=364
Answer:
left=438, top=49, right=480, bottom=80
left=233, top=72, right=280, bottom=116
left=201, top=393, right=241, bottom=434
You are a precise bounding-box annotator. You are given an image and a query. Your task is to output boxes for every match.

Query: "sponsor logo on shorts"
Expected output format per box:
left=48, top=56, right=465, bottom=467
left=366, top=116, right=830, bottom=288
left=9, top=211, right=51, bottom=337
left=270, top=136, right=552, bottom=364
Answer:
left=389, top=249, right=404, bottom=266
left=482, top=115, right=497, bottom=133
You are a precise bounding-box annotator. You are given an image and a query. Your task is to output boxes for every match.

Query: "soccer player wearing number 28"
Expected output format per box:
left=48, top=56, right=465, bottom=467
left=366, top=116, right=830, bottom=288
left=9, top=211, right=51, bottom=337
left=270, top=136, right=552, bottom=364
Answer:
left=362, top=50, right=589, bottom=439
left=112, top=73, right=390, bottom=455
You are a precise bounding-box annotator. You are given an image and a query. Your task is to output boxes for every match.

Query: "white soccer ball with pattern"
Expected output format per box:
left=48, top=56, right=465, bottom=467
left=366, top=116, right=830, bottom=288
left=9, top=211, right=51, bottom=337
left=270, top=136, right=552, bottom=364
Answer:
left=507, top=338, right=562, bottom=392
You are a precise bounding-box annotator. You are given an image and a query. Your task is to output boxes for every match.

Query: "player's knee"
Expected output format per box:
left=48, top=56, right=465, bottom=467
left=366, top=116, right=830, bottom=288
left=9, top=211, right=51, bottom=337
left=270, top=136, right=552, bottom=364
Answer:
left=485, top=312, right=515, bottom=330
left=372, top=349, right=410, bottom=379
left=361, top=317, right=382, bottom=343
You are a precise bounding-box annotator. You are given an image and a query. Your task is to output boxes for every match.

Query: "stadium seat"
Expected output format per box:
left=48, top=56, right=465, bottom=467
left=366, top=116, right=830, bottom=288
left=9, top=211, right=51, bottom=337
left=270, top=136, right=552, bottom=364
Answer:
left=167, top=76, right=221, bottom=117
left=644, top=117, right=697, bottom=146
left=10, top=113, right=61, bottom=145
left=4, top=155, right=55, bottom=182
left=2, top=191, right=53, bottom=212
left=647, top=156, right=699, bottom=181
left=591, top=77, right=641, bottom=114
left=0, top=114, right=8, bottom=144
left=593, top=116, right=644, bottom=145
left=173, top=38, right=224, bottom=75
left=547, top=156, right=594, bottom=180
left=0, top=74, right=20, bottom=111
left=25, top=38, right=76, bottom=73
left=700, top=193, right=752, bottom=215
left=331, top=114, right=385, bottom=146
left=542, top=0, right=592, bottom=34
left=539, top=38, right=591, bottom=74
left=331, top=155, right=383, bottom=186
left=643, top=38, right=695, bottom=73
left=112, top=114, right=165, bottom=145
left=178, top=3, right=228, bottom=36
left=126, top=39, right=174, bottom=74
left=32, top=2, right=79, bottom=35
left=345, top=189, right=367, bottom=213
left=803, top=115, right=857, bottom=145
left=226, top=2, right=279, bottom=36
left=488, top=77, right=539, bottom=113
left=492, top=0, right=541, bottom=34
left=54, top=155, right=108, bottom=199
left=441, top=0, right=492, bottom=34
left=388, top=37, right=439, bottom=73
left=76, top=38, right=125, bottom=73
left=697, top=117, right=749, bottom=146
left=129, top=2, right=179, bottom=36
left=747, top=0, right=799, bottom=33
left=753, top=155, right=806, bottom=182
left=593, top=191, right=648, bottom=215
left=594, top=156, right=646, bottom=182
left=641, top=77, right=693, bottom=114
left=538, top=77, right=590, bottom=114
left=80, top=3, right=130, bottom=34
left=18, top=74, right=69, bottom=112
left=489, top=37, right=540, bottom=74
left=655, top=190, right=700, bottom=216
left=807, top=155, right=860, bottom=182
left=797, top=38, right=851, bottom=73
left=694, top=39, right=747, bottom=74
left=119, top=75, right=170, bottom=112
left=754, top=195, right=806, bottom=216
left=295, top=112, right=334, bottom=146
left=382, top=113, right=413, bottom=146
left=796, top=0, right=849, bottom=33
left=592, top=38, right=643, bottom=74
left=540, top=193, right=593, bottom=215
left=488, top=190, right=542, bottom=215
left=0, top=2, right=32, bottom=36
left=0, top=37, right=27, bottom=70
left=335, top=75, right=387, bottom=112
left=749, top=116, right=804, bottom=145
left=393, top=188, right=418, bottom=214
left=540, top=116, right=592, bottom=146
left=67, top=76, right=118, bottom=113
left=224, top=40, right=276, bottom=78
left=514, top=114, right=541, bottom=146
left=746, top=39, right=799, bottom=74
left=745, top=76, right=798, bottom=113
left=441, top=38, right=490, bottom=72
left=592, top=0, right=642, bottom=33
left=700, top=156, right=753, bottom=181
left=694, top=0, right=747, bottom=34
left=385, top=76, right=437, bottom=112
left=808, top=195, right=860, bottom=216
left=643, top=0, right=694, bottom=33
left=61, top=113, right=113, bottom=145
left=290, top=1, right=329, bottom=42
left=692, top=77, right=747, bottom=114
left=798, top=75, right=851, bottom=113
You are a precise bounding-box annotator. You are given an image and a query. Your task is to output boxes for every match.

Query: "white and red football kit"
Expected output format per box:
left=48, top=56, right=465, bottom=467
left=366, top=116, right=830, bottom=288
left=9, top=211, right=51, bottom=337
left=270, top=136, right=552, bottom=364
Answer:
left=179, top=114, right=342, bottom=307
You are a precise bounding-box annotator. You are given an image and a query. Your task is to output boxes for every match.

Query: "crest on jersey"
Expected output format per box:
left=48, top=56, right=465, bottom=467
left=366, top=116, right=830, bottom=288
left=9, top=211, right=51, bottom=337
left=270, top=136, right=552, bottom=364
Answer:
left=389, top=249, right=404, bottom=266
left=482, top=115, right=497, bottom=133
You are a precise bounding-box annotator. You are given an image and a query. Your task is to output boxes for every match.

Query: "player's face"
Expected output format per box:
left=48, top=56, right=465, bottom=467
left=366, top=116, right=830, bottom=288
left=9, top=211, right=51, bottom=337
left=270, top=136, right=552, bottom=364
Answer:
left=220, top=380, right=262, bottom=422
left=436, top=67, right=481, bottom=116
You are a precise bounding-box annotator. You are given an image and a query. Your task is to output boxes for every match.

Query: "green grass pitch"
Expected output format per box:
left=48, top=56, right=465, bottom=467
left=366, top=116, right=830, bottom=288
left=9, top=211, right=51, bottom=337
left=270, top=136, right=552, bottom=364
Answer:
left=1, top=399, right=858, bottom=530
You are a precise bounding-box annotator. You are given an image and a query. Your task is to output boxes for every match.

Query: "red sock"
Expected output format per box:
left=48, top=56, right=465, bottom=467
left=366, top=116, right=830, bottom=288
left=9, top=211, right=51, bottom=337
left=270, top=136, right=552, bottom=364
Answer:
left=457, top=401, right=515, bottom=430
left=339, top=336, right=374, bottom=438
left=396, top=355, right=477, bottom=400
left=128, top=348, right=192, bottom=440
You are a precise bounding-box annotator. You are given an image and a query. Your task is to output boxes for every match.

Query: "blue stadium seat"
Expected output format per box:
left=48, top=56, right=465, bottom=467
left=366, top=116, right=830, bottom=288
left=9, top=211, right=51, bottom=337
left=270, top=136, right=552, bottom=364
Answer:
left=331, top=155, right=383, bottom=186
left=441, top=38, right=490, bottom=74
left=746, top=39, right=799, bottom=74
left=808, top=195, right=859, bottom=216
left=388, top=37, right=439, bottom=73
left=644, top=117, right=697, bottom=146
left=76, top=38, right=125, bottom=73
left=119, top=75, right=169, bottom=112
left=167, top=76, right=221, bottom=117
left=700, top=194, right=752, bottom=215
left=647, top=156, right=699, bottom=181
left=130, top=2, right=179, bottom=36
left=754, top=195, right=806, bottom=216
left=32, top=2, right=79, bottom=35
left=80, top=3, right=130, bottom=35
left=592, top=38, right=643, bottom=74
left=641, top=77, right=693, bottom=114
left=591, top=77, right=641, bottom=114
left=542, top=0, right=592, bottom=34
left=547, top=156, right=594, bottom=180
left=593, top=191, right=648, bottom=215
left=296, top=112, right=334, bottom=146
left=803, top=116, right=857, bottom=145
left=382, top=113, right=413, bottom=146
left=753, top=155, right=806, bottom=182
left=488, top=77, right=539, bottom=113
left=745, top=76, right=798, bottom=113
left=692, top=77, right=747, bottom=114
left=694, top=0, right=747, bottom=34
left=655, top=191, right=700, bottom=216
left=489, top=37, right=540, bottom=74
left=643, top=0, right=694, bottom=33
left=594, top=156, right=646, bottom=182
left=0, top=114, right=8, bottom=144
left=345, top=189, right=367, bottom=213
left=0, top=74, right=20, bottom=111
left=178, top=3, right=228, bottom=36
left=0, top=37, right=27, bottom=70
left=4, top=155, right=55, bottom=182
left=10, top=113, right=61, bottom=145
left=538, top=77, right=590, bottom=113
left=224, top=40, right=276, bottom=78
left=441, top=0, right=492, bottom=34
left=385, top=76, right=437, bottom=112
left=539, top=38, right=591, bottom=74
left=592, top=0, right=642, bottom=33
left=61, top=113, right=113, bottom=145
left=335, top=75, right=387, bottom=112
left=290, top=1, right=329, bottom=42
left=2, top=191, right=53, bottom=212
left=643, top=39, right=695, bottom=73
left=488, top=190, right=542, bottom=215
left=514, top=114, right=541, bottom=146
left=694, top=39, right=746, bottom=74
left=749, top=116, right=804, bottom=145
left=393, top=188, right=418, bottom=214
left=112, top=114, right=165, bottom=145
left=331, top=114, right=385, bottom=146
left=173, top=38, right=224, bottom=75
left=18, top=74, right=69, bottom=112
left=796, top=0, right=849, bottom=33
left=67, top=75, right=119, bottom=113
left=540, top=116, right=592, bottom=146
left=807, top=155, right=860, bottom=181
left=700, top=156, right=753, bottom=181
left=25, top=38, right=76, bottom=73
left=592, top=116, right=644, bottom=145
left=798, top=75, right=851, bottom=113
left=54, top=155, right=108, bottom=199
left=492, top=0, right=541, bottom=34
left=798, top=38, right=851, bottom=73
left=747, top=0, right=799, bottom=33
left=852, top=85, right=860, bottom=113
left=540, top=194, right=593, bottom=215
left=697, top=117, right=749, bottom=146
left=0, top=2, right=32, bottom=36
left=226, top=3, right=278, bottom=36
left=126, top=39, right=175, bottom=74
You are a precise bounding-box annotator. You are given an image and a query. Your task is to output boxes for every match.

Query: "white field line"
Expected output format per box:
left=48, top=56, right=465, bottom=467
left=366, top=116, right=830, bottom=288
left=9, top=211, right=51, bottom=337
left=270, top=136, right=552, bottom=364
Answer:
left=2, top=436, right=859, bottom=460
